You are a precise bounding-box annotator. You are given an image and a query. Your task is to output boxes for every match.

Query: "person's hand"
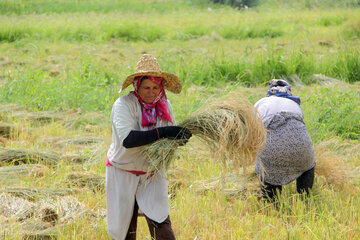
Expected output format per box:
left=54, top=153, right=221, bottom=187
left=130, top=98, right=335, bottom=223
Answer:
left=157, top=126, right=192, bottom=141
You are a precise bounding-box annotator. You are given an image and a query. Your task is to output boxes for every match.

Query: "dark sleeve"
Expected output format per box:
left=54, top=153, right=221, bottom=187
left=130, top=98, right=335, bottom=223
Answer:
left=122, top=129, right=158, bottom=148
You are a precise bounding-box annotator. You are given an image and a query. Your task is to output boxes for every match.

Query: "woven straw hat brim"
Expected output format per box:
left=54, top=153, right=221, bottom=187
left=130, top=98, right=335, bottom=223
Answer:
left=120, top=71, right=182, bottom=94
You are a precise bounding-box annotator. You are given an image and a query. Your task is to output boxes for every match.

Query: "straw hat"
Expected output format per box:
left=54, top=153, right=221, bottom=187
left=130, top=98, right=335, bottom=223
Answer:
left=119, top=54, right=182, bottom=93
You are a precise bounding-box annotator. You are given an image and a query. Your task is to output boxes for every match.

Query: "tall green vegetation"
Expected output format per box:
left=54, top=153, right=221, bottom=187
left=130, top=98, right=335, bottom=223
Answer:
left=0, top=0, right=212, bottom=15
left=0, top=47, right=358, bottom=111
left=259, top=0, right=360, bottom=9
left=0, top=0, right=359, bottom=138
left=209, top=0, right=360, bottom=9
left=1, top=0, right=358, bottom=14
left=1, top=9, right=359, bottom=43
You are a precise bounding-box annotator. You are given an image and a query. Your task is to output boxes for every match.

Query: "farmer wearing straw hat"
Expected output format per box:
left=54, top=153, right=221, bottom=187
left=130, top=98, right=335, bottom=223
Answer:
left=106, top=54, right=192, bottom=240
left=254, top=79, right=315, bottom=201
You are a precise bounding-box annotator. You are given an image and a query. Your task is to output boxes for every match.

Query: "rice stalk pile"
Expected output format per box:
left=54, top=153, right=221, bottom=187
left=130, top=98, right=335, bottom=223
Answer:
left=0, top=122, right=13, bottom=137
left=0, top=104, right=25, bottom=114
left=0, top=164, right=50, bottom=184
left=314, top=143, right=351, bottom=189
left=0, top=148, right=59, bottom=166
left=49, top=136, right=104, bottom=146
left=191, top=172, right=260, bottom=198
left=1, top=187, right=75, bottom=201
left=0, top=192, right=36, bottom=222
left=65, top=171, right=105, bottom=191
left=0, top=193, right=99, bottom=230
left=42, top=196, right=97, bottom=224
left=143, top=93, right=266, bottom=173
left=10, top=111, right=63, bottom=124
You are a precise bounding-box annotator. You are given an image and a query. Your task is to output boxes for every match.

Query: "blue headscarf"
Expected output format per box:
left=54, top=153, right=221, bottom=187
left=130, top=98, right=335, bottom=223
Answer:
left=266, top=79, right=301, bottom=105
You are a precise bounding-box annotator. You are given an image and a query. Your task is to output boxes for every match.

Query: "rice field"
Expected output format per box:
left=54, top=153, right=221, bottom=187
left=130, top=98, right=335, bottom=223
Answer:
left=0, top=0, right=359, bottom=239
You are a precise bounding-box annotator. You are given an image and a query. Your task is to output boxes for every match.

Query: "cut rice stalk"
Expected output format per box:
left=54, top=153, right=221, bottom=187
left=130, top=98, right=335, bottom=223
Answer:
left=143, top=93, right=266, bottom=174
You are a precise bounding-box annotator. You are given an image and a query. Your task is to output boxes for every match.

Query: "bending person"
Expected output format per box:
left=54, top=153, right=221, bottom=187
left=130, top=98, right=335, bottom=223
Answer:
left=254, top=79, right=315, bottom=201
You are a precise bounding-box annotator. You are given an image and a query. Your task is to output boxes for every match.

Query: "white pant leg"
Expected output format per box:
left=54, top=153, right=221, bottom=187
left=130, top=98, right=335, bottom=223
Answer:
left=136, top=171, right=169, bottom=223
left=106, top=167, right=140, bottom=240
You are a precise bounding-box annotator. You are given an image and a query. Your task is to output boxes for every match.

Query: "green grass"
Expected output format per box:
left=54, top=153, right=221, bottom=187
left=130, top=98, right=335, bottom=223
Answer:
left=0, top=7, right=359, bottom=42
left=0, top=0, right=358, bottom=15
left=1, top=46, right=358, bottom=113
left=0, top=0, right=214, bottom=15
left=258, top=0, right=360, bottom=9
left=302, top=85, right=360, bottom=141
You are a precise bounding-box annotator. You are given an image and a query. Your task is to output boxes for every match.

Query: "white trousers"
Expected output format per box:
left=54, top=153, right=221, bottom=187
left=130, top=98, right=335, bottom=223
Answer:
left=106, top=166, right=169, bottom=240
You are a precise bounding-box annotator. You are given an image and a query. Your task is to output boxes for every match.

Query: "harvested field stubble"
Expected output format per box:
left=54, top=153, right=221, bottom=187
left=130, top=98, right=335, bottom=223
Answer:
left=314, top=141, right=357, bottom=190
left=39, top=136, right=105, bottom=148
left=65, top=171, right=105, bottom=191
left=0, top=147, right=93, bottom=166
left=0, top=148, right=59, bottom=166
left=0, top=193, right=102, bottom=238
left=0, top=104, right=26, bottom=114
left=0, top=164, right=50, bottom=184
left=191, top=171, right=260, bottom=198
left=1, top=187, right=76, bottom=201
left=0, top=122, right=14, bottom=137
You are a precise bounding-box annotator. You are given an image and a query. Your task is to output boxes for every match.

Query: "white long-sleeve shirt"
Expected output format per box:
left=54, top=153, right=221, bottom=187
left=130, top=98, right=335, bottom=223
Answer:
left=107, top=93, right=176, bottom=171
left=254, top=95, right=303, bottom=120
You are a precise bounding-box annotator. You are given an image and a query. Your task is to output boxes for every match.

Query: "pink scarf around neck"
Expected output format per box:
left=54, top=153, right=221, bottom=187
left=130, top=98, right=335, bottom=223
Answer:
left=131, top=76, right=172, bottom=128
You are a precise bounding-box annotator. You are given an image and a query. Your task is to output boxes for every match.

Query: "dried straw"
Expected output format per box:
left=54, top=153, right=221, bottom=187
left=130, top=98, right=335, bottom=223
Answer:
left=0, top=148, right=59, bottom=166
left=10, top=111, right=63, bottom=124
left=191, top=172, right=260, bottom=198
left=0, top=122, right=13, bottom=138
left=143, top=93, right=266, bottom=174
left=0, top=164, right=50, bottom=184
left=65, top=171, right=105, bottom=191
left=0, top=192, right=100, bottom=238
left=0, top=192, right=36, bottom=221
left=39, top=136, right=104, bottom=148
left=314, top=143, right=351, bottom=188
left=0, top=147, right=91, bottom=166
left=0, top=137, right=7, bottom=147
left=0, top=104, right=25, bottom=113
left=1, top=187, right=75, bottom=201
left=143, top=139, right=182, bottom=172
left=41, top=196, right=97, bottom=224
left=21, top=221, right=57, bottom=239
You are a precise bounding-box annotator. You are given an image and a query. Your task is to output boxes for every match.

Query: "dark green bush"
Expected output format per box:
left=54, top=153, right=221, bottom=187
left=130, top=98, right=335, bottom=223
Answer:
left=209, top=0, right=259, bottom=8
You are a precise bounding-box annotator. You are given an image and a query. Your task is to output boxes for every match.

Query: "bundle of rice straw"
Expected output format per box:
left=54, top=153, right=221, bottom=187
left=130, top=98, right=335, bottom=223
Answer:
left=191, top=172, right=260, bottom=198
left=314, top=142, right=351, bottom=189
left=0, top=148, right=59, bottom=166
left=143, top=93, right=266, bottom=173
